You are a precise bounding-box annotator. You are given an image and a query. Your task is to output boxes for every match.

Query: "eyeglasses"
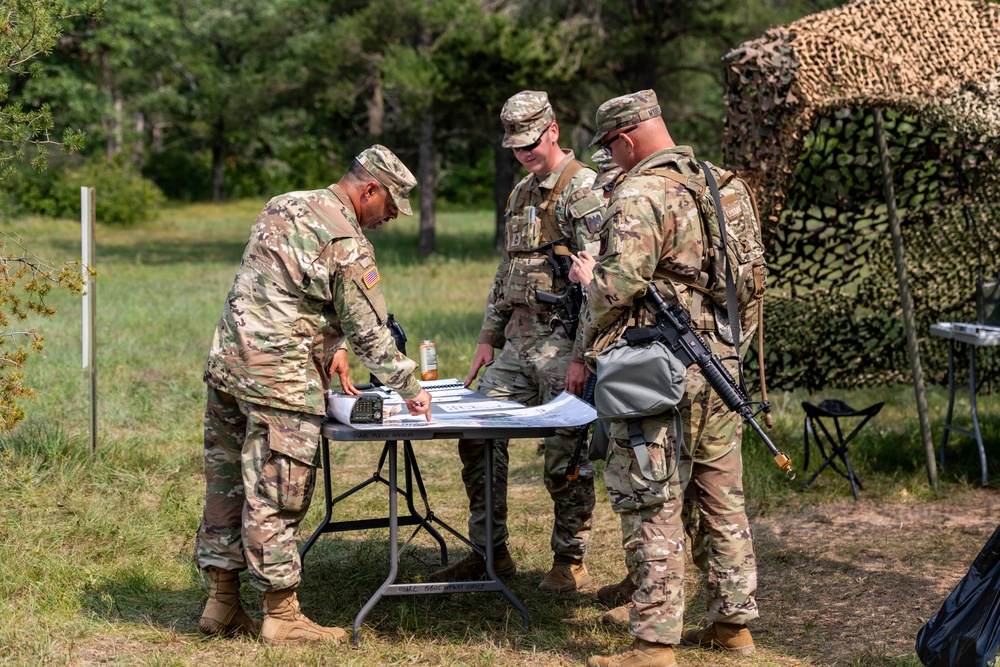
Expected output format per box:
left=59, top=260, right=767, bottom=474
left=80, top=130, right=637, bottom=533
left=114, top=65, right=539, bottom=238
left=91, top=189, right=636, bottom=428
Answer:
left=514, top=125, right=552, bottom=152
left=598, top=126, right=636, bottom=152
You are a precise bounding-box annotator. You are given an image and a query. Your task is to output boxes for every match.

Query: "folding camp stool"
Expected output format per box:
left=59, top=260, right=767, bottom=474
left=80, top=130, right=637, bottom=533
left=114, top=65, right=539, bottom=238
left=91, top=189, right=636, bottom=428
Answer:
left=800, top=399, right=884, bottom=500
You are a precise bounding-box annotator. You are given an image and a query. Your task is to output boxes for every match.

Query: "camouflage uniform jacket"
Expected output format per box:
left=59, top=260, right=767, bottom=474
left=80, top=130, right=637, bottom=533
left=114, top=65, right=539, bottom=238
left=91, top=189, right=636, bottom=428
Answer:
left=582, top=146, right=735, bottom=364
left=204, top=184, right=420, bottom=415
left=479, top=151, right=603, bottom=361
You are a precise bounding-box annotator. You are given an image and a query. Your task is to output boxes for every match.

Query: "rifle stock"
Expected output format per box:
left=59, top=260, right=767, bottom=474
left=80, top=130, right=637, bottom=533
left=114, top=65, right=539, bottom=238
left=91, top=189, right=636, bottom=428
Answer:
left=565, top=373, right=597, bottom=481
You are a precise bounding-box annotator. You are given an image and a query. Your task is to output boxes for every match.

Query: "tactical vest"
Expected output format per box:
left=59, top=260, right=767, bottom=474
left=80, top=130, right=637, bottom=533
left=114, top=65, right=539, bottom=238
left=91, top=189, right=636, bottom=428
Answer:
left=640, top=160, right=767, bottom=348
left=495, top=159, right=585, bottom=312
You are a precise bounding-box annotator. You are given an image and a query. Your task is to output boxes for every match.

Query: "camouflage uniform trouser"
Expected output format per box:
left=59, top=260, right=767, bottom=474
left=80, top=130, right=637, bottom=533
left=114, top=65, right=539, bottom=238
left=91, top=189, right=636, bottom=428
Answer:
left=194, top=386, right=319, bottom=592
left=605, top=357, right=758, bottom=645
left=458, top=332, right=596, bottom=560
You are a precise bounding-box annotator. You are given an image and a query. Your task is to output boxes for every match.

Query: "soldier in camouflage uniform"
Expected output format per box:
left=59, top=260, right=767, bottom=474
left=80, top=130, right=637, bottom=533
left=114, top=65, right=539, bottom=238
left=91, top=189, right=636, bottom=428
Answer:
left=431, top=91, right=605, bottom=593
left=195, top=145, right=432, bottom=644
left=582, top=91, right=760, bottom=667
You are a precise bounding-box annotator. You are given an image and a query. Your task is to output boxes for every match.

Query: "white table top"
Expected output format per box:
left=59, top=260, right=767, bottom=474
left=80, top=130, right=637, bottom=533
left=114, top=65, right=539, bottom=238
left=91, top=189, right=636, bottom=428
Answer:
left=930, top=322, right=1000, bottom=346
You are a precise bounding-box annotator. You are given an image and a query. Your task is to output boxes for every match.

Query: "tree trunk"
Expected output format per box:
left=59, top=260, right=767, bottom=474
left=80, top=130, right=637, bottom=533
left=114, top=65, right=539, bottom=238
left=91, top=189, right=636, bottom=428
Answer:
left=417, top=109, right=436, bottom=258
left=131, top=112, right=145, bottom=166
left=100, top=52, right=118, bottom=166
left=493, top=134, right=516, bottom=253
left=873, top=107, right=937, bottom=490
left=368, top=79, right=384, bottom=138
left=211, top=119, right=226, bottom=202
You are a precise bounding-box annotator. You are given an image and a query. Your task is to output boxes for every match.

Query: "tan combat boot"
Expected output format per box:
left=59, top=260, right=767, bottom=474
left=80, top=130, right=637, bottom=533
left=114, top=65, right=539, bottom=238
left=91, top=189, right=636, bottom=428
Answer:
left=538, top=556, right=591, bottom=593
left=597, top=574, right=638, bottom=606
left=198, top=567, right=261, bottom=637
left=428, top=543, right=516, bottom=582
left=586, top=639, right=677, bottom=667
left=261, top=589, right=348, bottom=644
left=681, top=621, right=755, bottom=655
left=600, top=601, right=633, bottom=628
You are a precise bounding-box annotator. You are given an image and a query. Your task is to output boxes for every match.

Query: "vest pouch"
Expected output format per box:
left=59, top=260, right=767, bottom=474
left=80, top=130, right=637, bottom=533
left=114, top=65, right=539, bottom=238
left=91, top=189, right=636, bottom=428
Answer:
left=506, top=207, right=542, bottom=253
left=507, top=256, right=555, bottom=312
left=595, top=338, right=687, bottom=422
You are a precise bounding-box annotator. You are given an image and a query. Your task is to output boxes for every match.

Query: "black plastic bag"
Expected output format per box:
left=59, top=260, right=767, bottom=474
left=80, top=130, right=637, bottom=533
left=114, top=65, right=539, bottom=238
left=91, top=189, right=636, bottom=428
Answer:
left=916, top=523, right=1000, bottom=667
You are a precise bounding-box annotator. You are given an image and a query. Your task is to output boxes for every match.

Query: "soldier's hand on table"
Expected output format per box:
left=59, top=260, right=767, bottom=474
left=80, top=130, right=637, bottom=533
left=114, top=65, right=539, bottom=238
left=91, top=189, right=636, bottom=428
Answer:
left=329, top=348, right=361, bottom=395
left=464, top=343, right=495, bottom=387
left=564, top=359, right=590, bottom=396
left=569, top=251, right=596, bottom=285
left=405, top=388, right=433, bottom=421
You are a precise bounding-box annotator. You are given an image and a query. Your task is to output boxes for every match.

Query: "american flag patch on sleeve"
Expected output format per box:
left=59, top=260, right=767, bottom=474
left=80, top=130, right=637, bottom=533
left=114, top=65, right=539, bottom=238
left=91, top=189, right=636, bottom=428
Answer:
left=362, top=266, right=380, bottom=289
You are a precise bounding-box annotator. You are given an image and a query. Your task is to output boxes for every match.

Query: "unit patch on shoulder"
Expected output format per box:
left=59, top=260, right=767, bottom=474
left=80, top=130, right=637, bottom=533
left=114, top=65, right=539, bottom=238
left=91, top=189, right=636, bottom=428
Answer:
left=362, top=266, right=380, bottom=289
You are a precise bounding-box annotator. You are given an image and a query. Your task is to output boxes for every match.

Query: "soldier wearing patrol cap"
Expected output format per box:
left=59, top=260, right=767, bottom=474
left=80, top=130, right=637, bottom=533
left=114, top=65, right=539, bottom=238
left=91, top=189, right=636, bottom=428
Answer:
left=568, top=149, right=621, bottom=287
left=431, top=90, right=606, bottom=593
left=195, top=145, right=432, bottom=645
left=582, top=91, right=763, bottom=666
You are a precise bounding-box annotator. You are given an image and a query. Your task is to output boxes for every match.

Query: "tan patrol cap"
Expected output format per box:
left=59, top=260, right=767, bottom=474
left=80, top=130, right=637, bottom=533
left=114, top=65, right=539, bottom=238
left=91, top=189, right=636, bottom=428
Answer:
left=591, top=149, right=623, bottom=191
left=356, top=144, right=416, bottom=216
left=589, top=89, right=662, bottom=147
left=500, top=90, right=555, bottom=149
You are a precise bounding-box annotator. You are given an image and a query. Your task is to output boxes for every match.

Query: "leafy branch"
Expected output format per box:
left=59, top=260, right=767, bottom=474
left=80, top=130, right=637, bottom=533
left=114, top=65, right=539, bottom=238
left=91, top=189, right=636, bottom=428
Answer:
left=0, top=231, right=86, bottom=432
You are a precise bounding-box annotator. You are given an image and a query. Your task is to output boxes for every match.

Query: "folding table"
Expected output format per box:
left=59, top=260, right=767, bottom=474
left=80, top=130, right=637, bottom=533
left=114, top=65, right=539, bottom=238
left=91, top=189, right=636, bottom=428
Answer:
left=299, top=386, right=594, bottom=643
left=930, top=322, right=1000, bottom=486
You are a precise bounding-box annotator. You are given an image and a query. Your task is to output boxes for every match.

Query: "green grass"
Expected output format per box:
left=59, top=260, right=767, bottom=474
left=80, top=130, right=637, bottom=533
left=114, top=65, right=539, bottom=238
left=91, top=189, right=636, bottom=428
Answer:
left=1, top=201, right=998, bottom=666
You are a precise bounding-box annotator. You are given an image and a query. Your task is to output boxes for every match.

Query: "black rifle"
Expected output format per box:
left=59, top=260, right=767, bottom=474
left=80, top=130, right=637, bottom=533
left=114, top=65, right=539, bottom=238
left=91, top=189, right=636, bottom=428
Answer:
left=625, top=284, right=794, bottom=478
left=565, top=373, right=597, bottom=481
left=533, top=238, right=584, bottom=338
left=369, top=313, right=406, bottom=387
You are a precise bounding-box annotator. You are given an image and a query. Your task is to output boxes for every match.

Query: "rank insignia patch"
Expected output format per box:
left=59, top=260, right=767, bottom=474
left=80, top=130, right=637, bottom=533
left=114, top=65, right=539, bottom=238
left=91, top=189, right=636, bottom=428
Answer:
left=362, top=266, right=380, bottom=289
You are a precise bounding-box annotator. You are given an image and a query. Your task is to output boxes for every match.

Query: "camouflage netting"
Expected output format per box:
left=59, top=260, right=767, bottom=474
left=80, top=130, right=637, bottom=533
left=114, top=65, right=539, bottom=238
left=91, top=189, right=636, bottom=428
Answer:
left=723, top=0, right=1000, bottom=391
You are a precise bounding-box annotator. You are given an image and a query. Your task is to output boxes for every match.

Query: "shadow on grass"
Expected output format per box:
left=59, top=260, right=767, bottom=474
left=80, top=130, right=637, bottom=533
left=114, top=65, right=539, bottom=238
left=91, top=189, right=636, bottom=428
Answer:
left=78, top=533, right=604, bottom=657
left=366, top=225, right=499, bottom=267
left=47, top=236, right=250, bottom=267
left=752, top=513, right=957, bottom=666
left=44, top=222, right=500, bottom=269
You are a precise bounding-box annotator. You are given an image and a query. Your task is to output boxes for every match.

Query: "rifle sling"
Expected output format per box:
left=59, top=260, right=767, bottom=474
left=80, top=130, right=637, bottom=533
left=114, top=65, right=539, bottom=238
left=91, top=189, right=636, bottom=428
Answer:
left=697, top=160, right=745, bottom=393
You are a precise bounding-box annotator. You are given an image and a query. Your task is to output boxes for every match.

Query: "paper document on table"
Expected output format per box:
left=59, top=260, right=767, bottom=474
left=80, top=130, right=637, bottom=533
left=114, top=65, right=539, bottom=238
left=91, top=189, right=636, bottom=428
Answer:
left=341, top=390, right=596, bottom=430
left=436, top=400, right=522, bottom=413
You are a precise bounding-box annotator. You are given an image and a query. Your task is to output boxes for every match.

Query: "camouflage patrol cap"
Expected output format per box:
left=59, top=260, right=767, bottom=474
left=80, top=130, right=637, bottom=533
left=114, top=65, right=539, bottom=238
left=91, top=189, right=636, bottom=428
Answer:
left=356, top=144, right=416, bottom=216
left=591, top=149, right=623, bottom=191
left=500, top=90, right=555, bottom=149
left=589, top=89, right=662, bottom=147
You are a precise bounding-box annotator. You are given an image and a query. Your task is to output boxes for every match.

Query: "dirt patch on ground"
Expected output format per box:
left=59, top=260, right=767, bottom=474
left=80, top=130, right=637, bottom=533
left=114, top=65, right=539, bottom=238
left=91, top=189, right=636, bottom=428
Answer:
left=747, top=487, right=1000, bottom=665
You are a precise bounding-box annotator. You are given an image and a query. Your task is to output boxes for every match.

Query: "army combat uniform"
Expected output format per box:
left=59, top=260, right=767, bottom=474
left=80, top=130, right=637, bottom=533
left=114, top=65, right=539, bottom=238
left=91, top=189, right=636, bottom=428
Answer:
left=196, top=149, right=421, bottom=593
left=583, top=94, right=760, bottom=648
left=453, top=93, right=605, bottom=574
left=462, top=150, right=603, bottom=561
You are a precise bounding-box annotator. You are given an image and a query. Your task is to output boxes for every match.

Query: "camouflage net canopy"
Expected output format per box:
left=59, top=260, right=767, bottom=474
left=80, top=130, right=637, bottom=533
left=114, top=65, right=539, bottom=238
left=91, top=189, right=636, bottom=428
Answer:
left=723, top=0, right=1000, bottom=391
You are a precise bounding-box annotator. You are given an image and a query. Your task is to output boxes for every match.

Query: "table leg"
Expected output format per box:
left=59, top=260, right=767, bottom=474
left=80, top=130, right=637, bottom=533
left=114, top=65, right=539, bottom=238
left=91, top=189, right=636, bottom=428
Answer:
left=353, top=440, right=400, bottom=644
left=968, top=345, right=988, bottom=487
left=402, top=441, right=448, bottom=565
left=300, top=436, right=334, bottom=566
left=484, top=437, right=529, bottom=631
left=940, top=339, right=957, bottom=469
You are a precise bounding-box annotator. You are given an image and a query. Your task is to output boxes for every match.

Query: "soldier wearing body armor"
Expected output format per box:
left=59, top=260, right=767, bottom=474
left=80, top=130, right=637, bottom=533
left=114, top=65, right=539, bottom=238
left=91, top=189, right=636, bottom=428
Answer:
left=582, top=91, right=765, bottom=667
left=431, top=91, right=605, bottom=593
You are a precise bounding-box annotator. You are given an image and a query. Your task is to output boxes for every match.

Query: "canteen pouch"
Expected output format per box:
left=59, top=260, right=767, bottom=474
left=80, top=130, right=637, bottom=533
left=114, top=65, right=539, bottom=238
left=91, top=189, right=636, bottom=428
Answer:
left=595, top=338, right=687, bottom=482
left=594, top=338, right=687, bottom=421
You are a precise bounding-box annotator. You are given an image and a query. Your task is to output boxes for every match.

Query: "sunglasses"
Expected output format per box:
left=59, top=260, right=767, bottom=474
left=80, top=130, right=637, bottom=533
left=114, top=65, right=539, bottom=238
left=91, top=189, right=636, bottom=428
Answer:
left=598, top=126, right=636, bottom=152
left=514, top=125, right=552, bottom=152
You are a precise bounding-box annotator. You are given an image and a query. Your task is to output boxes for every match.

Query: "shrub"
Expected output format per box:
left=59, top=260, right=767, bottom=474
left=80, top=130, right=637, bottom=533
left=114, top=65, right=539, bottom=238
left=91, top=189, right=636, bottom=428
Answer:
left=2, top=157, right=165, bottom=227
left=57, top=160, right=165, bottom=227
